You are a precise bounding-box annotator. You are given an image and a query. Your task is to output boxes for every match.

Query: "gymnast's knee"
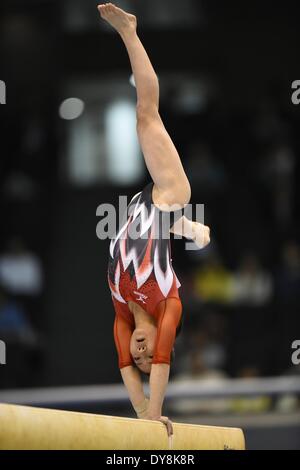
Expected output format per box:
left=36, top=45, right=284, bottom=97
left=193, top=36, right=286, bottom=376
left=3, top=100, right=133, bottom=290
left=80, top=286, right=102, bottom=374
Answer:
left=167, top=178, right=191, bottom=207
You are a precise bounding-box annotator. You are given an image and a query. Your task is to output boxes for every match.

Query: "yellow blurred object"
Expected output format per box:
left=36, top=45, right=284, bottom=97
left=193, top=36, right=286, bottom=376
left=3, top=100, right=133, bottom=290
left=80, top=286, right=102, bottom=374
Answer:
left=194, top=265, right=233, bottom=303
left=231, top=396, right=272, bottom=414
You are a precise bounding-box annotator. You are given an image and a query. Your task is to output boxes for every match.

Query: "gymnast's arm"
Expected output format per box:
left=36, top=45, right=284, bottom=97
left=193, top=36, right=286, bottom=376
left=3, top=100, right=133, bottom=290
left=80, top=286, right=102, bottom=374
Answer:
left=144, top=299, right=182, bottom=435
left=147, top=363, right=170, bottom=419
left=114, top=315, right=149, bottom=417
left=170, top=215, right=211, bottom=249
left=123, top=364, right=172, bottom=435
left=120, top=366, right=149, bottom=418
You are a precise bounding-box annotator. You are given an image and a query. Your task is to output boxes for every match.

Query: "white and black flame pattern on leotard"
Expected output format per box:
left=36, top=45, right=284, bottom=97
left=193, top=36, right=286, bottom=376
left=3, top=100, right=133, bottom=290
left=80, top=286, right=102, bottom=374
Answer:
left=108, top=183, right=183, bottom=302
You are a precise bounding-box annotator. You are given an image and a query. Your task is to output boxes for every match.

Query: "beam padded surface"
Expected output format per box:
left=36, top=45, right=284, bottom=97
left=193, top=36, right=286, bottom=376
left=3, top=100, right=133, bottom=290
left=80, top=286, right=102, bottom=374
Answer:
left=0, top=404, right=245, bottom=450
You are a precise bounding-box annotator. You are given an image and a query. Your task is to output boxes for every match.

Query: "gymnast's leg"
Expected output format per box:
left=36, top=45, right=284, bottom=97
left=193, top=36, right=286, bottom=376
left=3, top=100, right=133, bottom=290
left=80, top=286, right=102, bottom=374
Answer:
left=98, top=3, right=191, bottom=209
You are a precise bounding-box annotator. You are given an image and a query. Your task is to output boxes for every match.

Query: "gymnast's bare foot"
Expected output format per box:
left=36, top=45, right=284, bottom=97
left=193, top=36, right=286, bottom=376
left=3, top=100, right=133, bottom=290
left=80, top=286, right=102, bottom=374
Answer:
left=98, top=3, right=137, bottom=36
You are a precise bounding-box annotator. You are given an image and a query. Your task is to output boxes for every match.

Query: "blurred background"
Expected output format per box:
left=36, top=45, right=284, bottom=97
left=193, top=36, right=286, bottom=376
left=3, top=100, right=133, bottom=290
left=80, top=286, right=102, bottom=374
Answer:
left=0, top=0, right=300, bottom=450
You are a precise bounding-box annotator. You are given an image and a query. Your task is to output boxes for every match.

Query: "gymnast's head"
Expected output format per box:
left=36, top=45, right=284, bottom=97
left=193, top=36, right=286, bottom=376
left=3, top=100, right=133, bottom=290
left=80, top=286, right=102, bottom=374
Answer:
left=130, top=325, right=157, bottom=374
left=128, top=299, right=180, bottom=374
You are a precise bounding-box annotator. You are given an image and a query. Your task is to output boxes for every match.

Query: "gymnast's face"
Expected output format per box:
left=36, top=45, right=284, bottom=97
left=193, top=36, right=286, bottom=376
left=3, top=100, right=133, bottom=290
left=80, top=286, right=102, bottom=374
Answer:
left=130, top=326, right=157, bottom=374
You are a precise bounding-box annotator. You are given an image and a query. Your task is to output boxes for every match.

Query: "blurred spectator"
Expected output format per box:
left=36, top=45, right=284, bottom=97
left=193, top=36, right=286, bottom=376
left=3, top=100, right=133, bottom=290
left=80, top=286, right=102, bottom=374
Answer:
left=232, top=254, right=273, bottom=306
left=170, top=318, right=229, bottom=415
left=276, top=241, right=300, bottom=303
left=189, top=313, right=227, bottom=376
left=174, top=308, right=228, bottom=378
left=193, top=255, right=233, bottom=304
left=0, top=285, right=40, bottom=388
left=261, top=142, right=295, bottom=229
left=0, top=285, right=37, bottom=345
left=0, top=237, right=43, bottom=296
left=231, top=367, right=272, bottom=414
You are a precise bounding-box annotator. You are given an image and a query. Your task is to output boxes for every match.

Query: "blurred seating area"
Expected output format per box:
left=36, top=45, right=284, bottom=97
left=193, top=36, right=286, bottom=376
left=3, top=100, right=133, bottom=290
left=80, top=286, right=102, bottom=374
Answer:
left=0, top=238, right=44, bottom=387
left=1, top=90, right=299, bottom=390
left=0, top=0, right=299, bottom=394
left=153, top=91, right=300, bottom=387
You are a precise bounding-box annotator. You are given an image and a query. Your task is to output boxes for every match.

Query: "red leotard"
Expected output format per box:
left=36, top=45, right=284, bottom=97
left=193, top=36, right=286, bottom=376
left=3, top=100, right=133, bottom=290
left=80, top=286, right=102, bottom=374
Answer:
left=108, top=182, right=183, bottom=369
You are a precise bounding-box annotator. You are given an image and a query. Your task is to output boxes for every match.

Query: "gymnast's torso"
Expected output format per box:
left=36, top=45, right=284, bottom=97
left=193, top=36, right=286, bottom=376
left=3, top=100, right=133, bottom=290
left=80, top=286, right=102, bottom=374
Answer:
left=108, top=182, right=183, bottom=315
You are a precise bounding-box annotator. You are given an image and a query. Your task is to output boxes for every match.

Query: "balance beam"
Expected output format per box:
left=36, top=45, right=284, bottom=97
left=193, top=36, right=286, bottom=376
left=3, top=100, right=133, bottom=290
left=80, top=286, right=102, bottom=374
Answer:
left=0, top=404, right=245, bottom=450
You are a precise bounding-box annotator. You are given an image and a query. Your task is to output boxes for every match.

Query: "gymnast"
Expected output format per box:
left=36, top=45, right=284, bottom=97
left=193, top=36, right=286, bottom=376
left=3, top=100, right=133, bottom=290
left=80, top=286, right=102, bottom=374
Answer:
left=98, top=3, right=210, bottom=436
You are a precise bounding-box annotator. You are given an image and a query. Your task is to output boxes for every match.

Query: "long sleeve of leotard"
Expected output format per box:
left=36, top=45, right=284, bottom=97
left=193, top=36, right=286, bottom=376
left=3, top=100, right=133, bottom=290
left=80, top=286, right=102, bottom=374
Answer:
left=152, top=298, right=182, bottom=365
left=114, top=311, right=134, bottom=369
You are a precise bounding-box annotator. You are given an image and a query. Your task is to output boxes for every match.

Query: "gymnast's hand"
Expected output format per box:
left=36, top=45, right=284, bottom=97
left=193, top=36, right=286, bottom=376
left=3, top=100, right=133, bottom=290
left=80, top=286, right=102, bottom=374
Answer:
left=147, top=414, right=173, bottom=437
left=170, top=216, right=211, bottom=249
left=193, top=222, right=211, bottom=249
left=135, top=399, right=173, bottom=437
